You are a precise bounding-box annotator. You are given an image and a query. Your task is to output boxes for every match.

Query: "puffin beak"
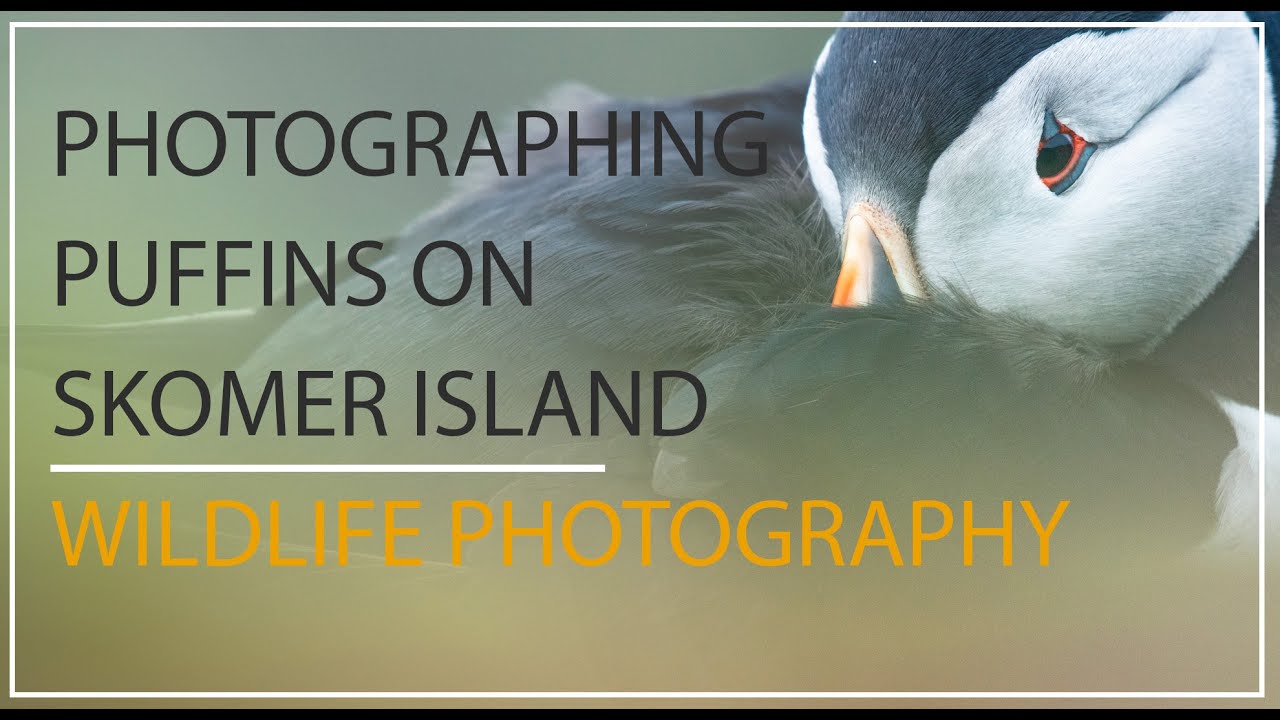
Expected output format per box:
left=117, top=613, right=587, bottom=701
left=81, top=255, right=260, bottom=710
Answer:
left=832, top=202, right=926, bottom=307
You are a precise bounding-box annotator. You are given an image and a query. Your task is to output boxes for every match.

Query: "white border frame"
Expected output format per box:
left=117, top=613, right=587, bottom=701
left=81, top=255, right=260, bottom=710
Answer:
left=5, top=18, right=1268, bottom=701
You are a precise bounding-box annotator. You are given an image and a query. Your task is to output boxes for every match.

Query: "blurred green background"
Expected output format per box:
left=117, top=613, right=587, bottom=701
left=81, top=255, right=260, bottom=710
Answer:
left=2, top=12, right=851, bottom=698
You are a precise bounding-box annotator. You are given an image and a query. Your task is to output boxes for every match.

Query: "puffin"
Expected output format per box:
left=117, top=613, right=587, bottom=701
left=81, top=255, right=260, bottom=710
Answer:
left=22, top=10, right=1276, bottom=559
left=654, top=10, right=1279, bottom=556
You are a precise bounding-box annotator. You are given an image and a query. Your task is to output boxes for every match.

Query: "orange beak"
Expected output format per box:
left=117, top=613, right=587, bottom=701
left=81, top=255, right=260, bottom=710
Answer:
left=832, top=202, right=926, bottom=307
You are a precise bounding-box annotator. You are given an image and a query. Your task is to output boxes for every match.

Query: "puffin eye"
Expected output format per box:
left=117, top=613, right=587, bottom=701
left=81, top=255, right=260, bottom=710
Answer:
left=1036, top=111, right=1096, bottom=195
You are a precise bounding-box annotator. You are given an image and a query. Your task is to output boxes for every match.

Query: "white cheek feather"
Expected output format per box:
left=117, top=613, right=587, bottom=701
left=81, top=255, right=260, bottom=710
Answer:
left=914, top=11, right=1272, bottom=348
left=908, top=12, right=1276, bottom=555
left=1203, top=400, right=1279, bottom=553
left=1266, top=47, right=1277, bottom=194
left=804, top=36, right=844, bottom=230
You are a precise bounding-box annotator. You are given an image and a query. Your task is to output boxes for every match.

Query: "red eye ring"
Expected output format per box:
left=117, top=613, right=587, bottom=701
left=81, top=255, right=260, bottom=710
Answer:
left=1036, top=114, right=1096, bottom=195
left=1037, top=121, right=1086, bottom=186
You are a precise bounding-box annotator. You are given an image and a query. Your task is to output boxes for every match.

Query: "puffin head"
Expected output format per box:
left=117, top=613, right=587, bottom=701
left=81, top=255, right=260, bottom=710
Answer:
left=805, top=11, right=1274, bottom=349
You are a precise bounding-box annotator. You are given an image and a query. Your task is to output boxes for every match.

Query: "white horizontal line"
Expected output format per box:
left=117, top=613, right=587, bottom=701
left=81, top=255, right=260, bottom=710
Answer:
left=8, top=691, right=1266, bottom=699
left=9, top=21, right=1264, bottom=29
left=49, top=464, right=606, bottom=474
